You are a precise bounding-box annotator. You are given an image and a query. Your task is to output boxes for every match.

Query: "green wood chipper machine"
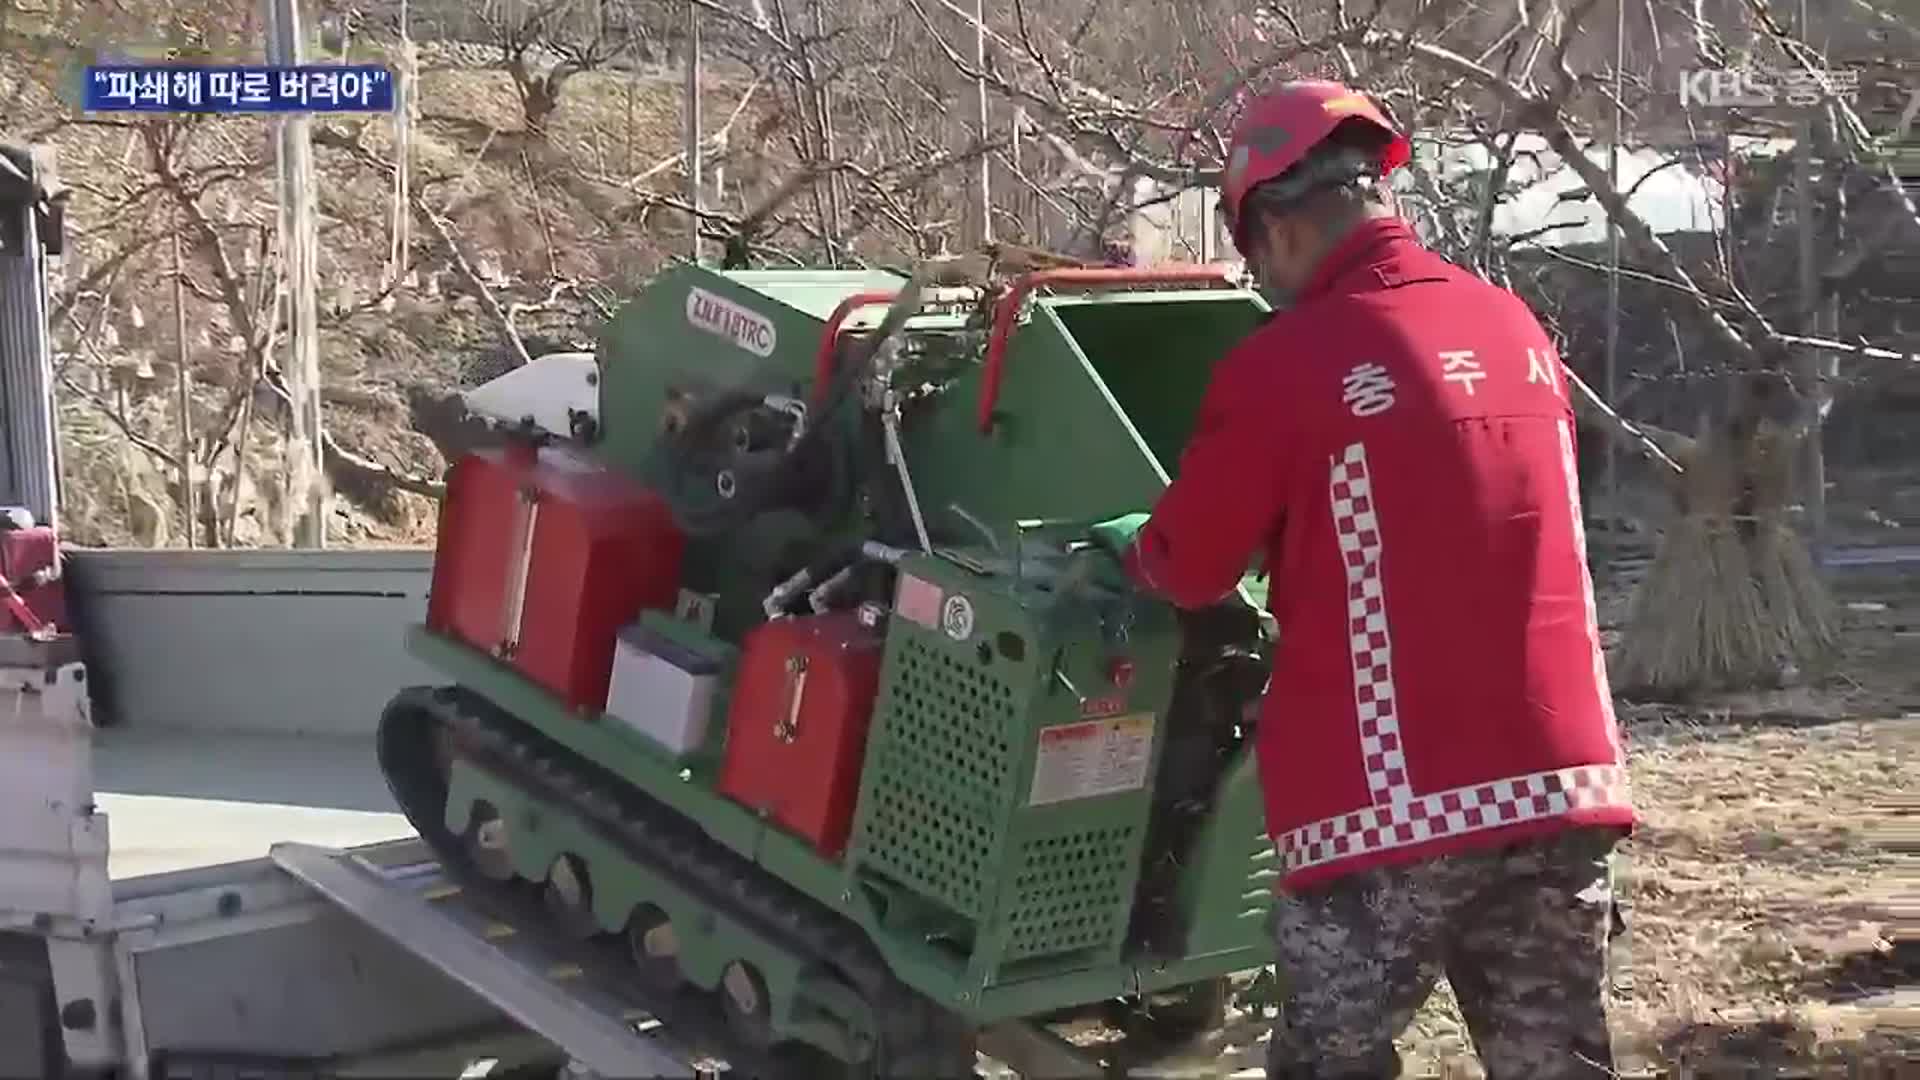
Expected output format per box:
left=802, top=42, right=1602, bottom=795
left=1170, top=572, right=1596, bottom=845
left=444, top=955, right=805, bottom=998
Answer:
left=375, top=255, right=1281, bottom=1076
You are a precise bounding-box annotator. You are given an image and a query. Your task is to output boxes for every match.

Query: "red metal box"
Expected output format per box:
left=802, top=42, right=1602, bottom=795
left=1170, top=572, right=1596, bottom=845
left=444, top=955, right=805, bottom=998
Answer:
left=426, top=442, right=687, bottom=712
left=0, top=524, right=66, bottom=635
left=717, top=612, right=885, bottom=859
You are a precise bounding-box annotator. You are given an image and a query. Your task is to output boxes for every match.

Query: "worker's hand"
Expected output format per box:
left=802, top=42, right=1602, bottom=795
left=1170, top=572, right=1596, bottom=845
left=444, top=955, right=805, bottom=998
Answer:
left=1056, top=546, right=1136, bottom=600
left=1088, top=512, right=1150, bottom=555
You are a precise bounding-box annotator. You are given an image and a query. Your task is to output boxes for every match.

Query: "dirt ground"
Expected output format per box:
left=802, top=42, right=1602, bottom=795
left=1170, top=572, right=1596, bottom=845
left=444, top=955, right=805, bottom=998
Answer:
left=1585, top=556, right=1918, bottom=1079
left=1035, top=552, right=1919, bottom=1078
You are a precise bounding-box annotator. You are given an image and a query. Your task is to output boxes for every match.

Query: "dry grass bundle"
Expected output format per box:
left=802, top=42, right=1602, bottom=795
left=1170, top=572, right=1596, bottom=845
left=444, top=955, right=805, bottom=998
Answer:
left=1749, top=514, right=1841, bottom=671
left=1617, top=513, right=1777, bottom=693
left=1613, top=403, right=1839, bottom=698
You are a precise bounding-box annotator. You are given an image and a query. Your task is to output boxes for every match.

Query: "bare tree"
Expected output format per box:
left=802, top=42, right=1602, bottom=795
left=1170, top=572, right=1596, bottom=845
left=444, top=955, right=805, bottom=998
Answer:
left=479, top=0, right=655, bottom=138
left=887, top=0, right=1917, bottom=695
left=13, top=0, right=1919, bottom=680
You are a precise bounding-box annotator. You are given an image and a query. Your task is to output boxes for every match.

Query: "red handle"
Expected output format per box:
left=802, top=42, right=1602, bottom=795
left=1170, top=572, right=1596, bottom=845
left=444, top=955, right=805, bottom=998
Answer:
left=0, top=568, right=51, bottom=639
left=811, top=290, right=901, bottom=407
left=975, top=264, right=1243, bottom=433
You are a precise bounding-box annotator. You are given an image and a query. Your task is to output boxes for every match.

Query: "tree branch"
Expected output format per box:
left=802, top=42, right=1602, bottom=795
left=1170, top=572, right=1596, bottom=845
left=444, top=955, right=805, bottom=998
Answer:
left=253, top=371, right=445, bottom=498
left=1383, top=28, right=1763, bottom=365
left=312, top=124, right=533, bottom=368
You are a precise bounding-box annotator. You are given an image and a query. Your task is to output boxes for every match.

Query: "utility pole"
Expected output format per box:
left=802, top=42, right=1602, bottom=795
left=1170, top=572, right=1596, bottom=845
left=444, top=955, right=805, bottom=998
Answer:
left=1010, top=106, right=1027, bottom=239
left=1795, top=118, right=1824, bottom=552
left=1602, top=0, right=1624, bottom=514
left=171, top=218, right=196, bottom=548
left=389, top=0, right=415, bottom=286
left=974, top=0, right=991, bottom=245
left=1793, top=0, right=1826, bottom=559
left=265, top=0, right=326, bottom=547
left=686, top=1, right=704, bottom=266
left=811, top=0, right=840, bottom=259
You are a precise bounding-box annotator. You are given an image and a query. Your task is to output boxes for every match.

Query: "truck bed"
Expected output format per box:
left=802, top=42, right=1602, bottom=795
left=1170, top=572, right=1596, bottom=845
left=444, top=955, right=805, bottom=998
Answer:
left=95, top=728, right=413, bottom=880
left=87, top=731, right=1103, bottom=1079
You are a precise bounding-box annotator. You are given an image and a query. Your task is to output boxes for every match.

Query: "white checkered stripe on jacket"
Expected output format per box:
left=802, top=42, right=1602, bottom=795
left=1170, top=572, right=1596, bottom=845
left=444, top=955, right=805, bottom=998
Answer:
left=1329, top=443, right=1412, bottom=806
left=1278, top=763, right=1631, bottom=871
left=1281, top=440, right=1632, bottom=875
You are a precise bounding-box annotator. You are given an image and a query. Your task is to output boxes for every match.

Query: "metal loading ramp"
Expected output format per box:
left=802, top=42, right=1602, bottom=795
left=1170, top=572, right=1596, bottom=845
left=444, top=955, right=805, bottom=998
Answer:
left=267, top=841, right=1105, bottom=1080
left=269, top=841, right=706, bottom=1079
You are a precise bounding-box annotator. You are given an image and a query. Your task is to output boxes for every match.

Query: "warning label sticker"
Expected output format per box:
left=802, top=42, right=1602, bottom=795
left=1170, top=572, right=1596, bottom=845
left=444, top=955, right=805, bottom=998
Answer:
left=1027, top=714, right=1157, bottom=806
left=895, top=573, right=943, bottom=630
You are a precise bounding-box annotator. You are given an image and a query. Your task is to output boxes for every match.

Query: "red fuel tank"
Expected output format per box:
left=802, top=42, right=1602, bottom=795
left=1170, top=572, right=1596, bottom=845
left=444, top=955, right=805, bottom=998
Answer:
left=426, top=441, right=687, bottom=713
left=717, top=612, right=886, bottom=859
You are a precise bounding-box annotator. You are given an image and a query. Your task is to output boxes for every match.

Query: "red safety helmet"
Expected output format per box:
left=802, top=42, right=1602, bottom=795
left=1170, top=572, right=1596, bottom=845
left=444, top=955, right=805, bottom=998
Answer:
left=1220, top=80, right=1411, bottom=250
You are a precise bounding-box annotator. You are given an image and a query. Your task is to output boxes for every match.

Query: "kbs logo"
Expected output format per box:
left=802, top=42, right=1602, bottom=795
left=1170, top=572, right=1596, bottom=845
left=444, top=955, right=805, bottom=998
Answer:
left=1678, top=67, right=1862, bottom=109
left=1678, top=69, right=1774, bottom=108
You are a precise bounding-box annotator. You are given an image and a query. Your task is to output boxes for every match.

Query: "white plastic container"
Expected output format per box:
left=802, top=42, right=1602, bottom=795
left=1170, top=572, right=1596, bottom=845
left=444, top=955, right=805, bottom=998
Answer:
left=605, top=622, right=722, bottom=756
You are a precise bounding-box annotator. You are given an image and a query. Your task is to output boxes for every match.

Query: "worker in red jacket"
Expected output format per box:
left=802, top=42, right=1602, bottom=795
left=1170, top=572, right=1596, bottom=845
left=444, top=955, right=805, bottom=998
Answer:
left=1092, top=80, right=1636, bottom=1078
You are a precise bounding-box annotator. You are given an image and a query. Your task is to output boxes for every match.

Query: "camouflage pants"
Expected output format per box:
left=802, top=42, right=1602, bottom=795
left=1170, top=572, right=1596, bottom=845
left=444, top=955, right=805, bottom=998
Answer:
left=1266, top=826, right=1623, bottom=1079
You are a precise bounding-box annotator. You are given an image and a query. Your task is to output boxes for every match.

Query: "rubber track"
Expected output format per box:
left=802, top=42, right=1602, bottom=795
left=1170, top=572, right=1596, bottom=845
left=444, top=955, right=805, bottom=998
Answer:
left=379, top=685, right=978, bottom=1079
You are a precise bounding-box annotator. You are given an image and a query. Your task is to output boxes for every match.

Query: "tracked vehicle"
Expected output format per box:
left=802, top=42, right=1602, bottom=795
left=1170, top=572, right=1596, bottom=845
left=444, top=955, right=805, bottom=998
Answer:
left=375, top=256, right=1282, bottom=1075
